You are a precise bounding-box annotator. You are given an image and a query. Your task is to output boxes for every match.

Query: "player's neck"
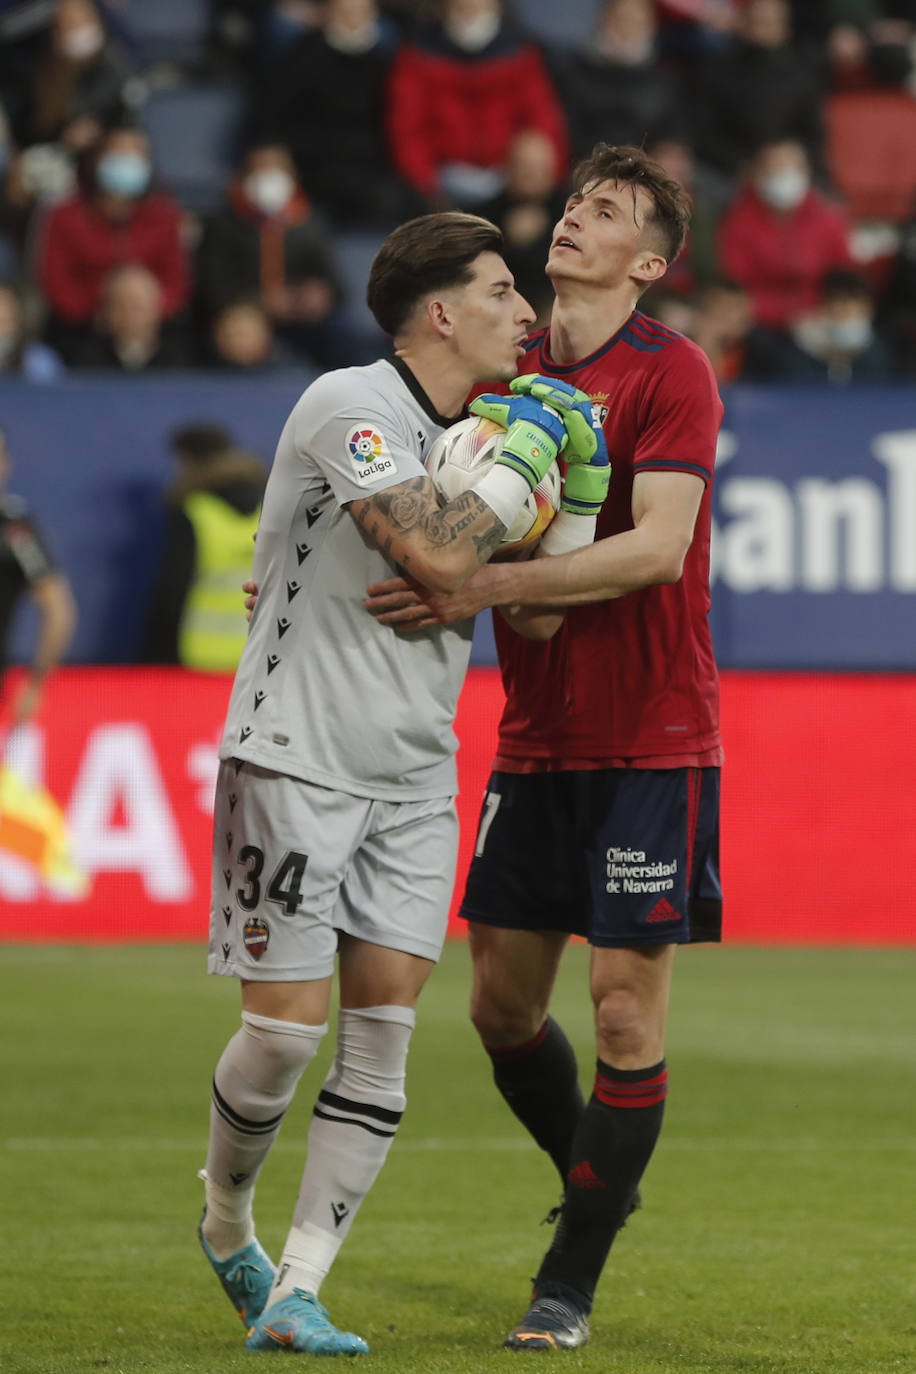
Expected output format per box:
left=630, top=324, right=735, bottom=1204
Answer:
left=394, top=347, right=471, bottom=422
left=547, top=285, right=638, bottom=365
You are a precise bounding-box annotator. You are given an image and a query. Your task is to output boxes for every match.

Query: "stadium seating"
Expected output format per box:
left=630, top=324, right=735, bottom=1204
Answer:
left=333, top=227, right=391, bottom=350
left=139, top=84, right=246, bottom=215
left=516, top=0, right=597, bottom=51
left=825, top=89, right=916, bottom=223
left=115, top=0, right=211, bottom=69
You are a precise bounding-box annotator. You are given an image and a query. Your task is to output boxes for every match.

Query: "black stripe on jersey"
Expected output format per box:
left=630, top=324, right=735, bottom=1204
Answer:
left=318, top=1088, right=403, bottom=1126
left=211, top=1079, right=287, bottom=1136
left=312, top=1106, right=398, bottom=1138
left=634, top=458, right=711, bottom=483
left=620, top=324, right=664, bottom=353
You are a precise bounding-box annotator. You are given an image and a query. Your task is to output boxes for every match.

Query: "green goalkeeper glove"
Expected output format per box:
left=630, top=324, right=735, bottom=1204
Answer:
left=510, top=374, right=611, bottom=517
left=469, top=390, right=568, bottom=491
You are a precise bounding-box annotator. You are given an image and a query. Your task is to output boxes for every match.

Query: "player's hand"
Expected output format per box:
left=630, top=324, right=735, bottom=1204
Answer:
left=510, top=374, right=608, bottom=466
left=243, top=579, right=259, bottom=621
left=511, top=374, right=611, bottom=517
left=365, top=574, right=490, bottom=628
left=469, top=390, right=568, bottom=490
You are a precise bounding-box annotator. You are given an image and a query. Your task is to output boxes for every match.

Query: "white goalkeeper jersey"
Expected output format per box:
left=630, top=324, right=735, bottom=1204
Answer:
left=219, top=357, right=473, bottom=801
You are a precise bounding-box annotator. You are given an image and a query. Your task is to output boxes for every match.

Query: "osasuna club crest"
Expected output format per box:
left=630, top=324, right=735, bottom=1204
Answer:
left=243, top=917, right=270, bottom=961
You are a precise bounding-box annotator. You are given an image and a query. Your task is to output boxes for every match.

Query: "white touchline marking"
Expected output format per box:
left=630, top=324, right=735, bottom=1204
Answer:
left=3, top=1137, right=915, bottom=1153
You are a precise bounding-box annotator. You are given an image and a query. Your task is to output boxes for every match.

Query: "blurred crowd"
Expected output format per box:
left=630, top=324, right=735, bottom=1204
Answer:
left=2, top=0, right=916, bottom=385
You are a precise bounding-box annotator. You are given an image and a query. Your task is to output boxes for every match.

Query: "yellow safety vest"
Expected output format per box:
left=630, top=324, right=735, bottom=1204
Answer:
left=178, top=492, right=260, bottom=673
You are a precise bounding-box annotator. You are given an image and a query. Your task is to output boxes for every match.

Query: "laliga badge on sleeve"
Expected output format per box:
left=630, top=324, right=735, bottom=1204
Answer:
left=346, top=427, right=398, bottom=486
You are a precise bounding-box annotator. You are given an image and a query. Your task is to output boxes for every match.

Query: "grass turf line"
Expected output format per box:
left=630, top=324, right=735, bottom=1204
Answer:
left=2, top=942, right=914, bottom=1373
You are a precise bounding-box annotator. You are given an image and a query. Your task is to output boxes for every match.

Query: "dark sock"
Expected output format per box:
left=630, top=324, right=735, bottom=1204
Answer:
left=535, top=1058, right=668, bottom=1310
left=485, top=1017, right=586, bottom=1182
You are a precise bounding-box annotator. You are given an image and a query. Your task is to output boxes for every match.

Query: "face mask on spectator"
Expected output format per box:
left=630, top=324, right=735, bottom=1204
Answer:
left=244, top=168, right=296, bottom=215
left=445, top=12, right=500, bottom=50
left=60, top=24, right=105, bottom=60
left=755, top=169, right=809, bottom=211
left=97, top=153, right=151, bottom=198
left=325, top=19, right=380, bottom=53
left=829, top=317, right=872, bottom=352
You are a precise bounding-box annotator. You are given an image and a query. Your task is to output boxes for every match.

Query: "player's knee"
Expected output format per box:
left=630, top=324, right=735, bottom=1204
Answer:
left=240, top=1010, right=327, bottom=1088
left=593, top=986, right=656, bottom=1063
left=469, top=985, right=542, bottom=1048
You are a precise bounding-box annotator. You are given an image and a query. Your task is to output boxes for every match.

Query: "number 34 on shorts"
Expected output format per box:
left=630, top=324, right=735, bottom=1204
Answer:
left=234, top=844, right=308, bottom=916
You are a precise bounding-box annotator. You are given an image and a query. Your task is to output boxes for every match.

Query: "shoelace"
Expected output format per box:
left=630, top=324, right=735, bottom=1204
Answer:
left=225, top=1258, right=266, bottom=1292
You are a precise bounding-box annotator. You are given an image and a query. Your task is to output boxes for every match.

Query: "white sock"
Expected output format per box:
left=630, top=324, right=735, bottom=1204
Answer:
left=270, top=1005, right=415, bottom=1303
left=202, top=1010, right=327, bottom=1259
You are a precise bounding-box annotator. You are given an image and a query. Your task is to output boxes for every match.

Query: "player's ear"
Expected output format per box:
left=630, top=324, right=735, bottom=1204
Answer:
left=426, top=297, right=455, bottom=338
left=631, top=250, right=668, bottom=290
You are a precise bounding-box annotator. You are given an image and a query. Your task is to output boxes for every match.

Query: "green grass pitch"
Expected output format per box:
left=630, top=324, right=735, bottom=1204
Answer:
left=2, top=942, right=914, bottom=1373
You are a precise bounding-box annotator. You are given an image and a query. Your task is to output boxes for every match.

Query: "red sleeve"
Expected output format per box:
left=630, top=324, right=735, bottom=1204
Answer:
left=37, top=201, right=98, bottom=321
left=386, top=46, right=439, bottom=197
left=633, top=340, right=723, bottom=484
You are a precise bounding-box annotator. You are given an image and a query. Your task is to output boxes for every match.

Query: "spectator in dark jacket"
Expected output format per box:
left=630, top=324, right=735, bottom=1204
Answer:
left=0, top=281, right=65, bottom=382
left=197, top=141, right=356, bottom=368
left=881, top=193, right=916, bottom=376
left=692, top=0, right=826, bottom=182
left=17, top=0, right=133, bottom=154
left=480, top=129, right=567, bottom=327
left=69, top=263, right=191, bottom=371
left=386, top=0, right=568, bottom=208
left=36, top=122, right=190, bottom=363
left=251, top=0, right=421, bottom=225
left=206, top=297, right=301, bottom=372
left=560, top=0, right=688, bottom=162
left=753, top=267, right=898, bottom=382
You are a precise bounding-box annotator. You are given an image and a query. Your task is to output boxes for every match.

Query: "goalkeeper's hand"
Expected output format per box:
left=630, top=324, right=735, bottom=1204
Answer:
left=510, top=373, right=610, bottom=518
left=469, top=389, right=568, bottom=491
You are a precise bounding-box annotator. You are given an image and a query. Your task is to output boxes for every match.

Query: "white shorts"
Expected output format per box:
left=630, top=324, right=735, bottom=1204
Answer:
left=208, top=759, right=458, bottom=981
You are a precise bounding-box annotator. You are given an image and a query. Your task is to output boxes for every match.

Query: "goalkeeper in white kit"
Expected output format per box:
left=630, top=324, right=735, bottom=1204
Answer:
left=197, top=210, right=610, bottom=1354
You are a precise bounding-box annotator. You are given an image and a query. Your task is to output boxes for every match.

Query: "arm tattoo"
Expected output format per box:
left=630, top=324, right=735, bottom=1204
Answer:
left=354, top=478, right=507, bottom=565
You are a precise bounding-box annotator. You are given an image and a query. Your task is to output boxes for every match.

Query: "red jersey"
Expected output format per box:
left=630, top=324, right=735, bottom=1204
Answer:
left=494, top=310, right=724, bottom=771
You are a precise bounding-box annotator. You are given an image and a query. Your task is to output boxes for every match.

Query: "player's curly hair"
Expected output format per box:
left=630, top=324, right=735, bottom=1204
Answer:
left=571, top=144, right=691, bottom=265
left=367, top=212, right=504, bottom=337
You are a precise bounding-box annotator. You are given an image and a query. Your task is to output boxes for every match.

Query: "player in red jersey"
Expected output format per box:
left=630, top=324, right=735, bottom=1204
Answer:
left=367, top=144, right=724, bottom=1350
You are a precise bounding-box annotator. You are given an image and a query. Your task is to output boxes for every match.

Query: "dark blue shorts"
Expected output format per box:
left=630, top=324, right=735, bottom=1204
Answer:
left=459, top=767, right=722, bottom=946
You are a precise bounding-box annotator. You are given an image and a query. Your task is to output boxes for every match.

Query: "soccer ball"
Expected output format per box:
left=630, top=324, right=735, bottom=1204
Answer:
left=425, top=415, right=561, bottom=555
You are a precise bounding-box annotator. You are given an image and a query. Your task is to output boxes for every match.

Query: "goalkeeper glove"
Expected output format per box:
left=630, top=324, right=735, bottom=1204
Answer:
left=469, top=390, right=568, bottom=491
left=510, top=373, right=610, bottom=518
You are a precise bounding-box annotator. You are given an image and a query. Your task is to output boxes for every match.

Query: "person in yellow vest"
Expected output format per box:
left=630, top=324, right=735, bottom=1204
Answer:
left=143, top=423, right=266, bottom=673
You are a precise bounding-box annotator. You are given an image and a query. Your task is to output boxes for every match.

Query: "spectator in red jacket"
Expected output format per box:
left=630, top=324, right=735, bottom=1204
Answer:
left=36, top=122, right=189, bottom=362
left=717, top=137, right=854, bottom=331
left=385, top=0, right=568, bottom=209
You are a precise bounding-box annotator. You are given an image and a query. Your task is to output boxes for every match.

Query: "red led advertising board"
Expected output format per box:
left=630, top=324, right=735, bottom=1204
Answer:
left=0, top=667, right=912, bottom=944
